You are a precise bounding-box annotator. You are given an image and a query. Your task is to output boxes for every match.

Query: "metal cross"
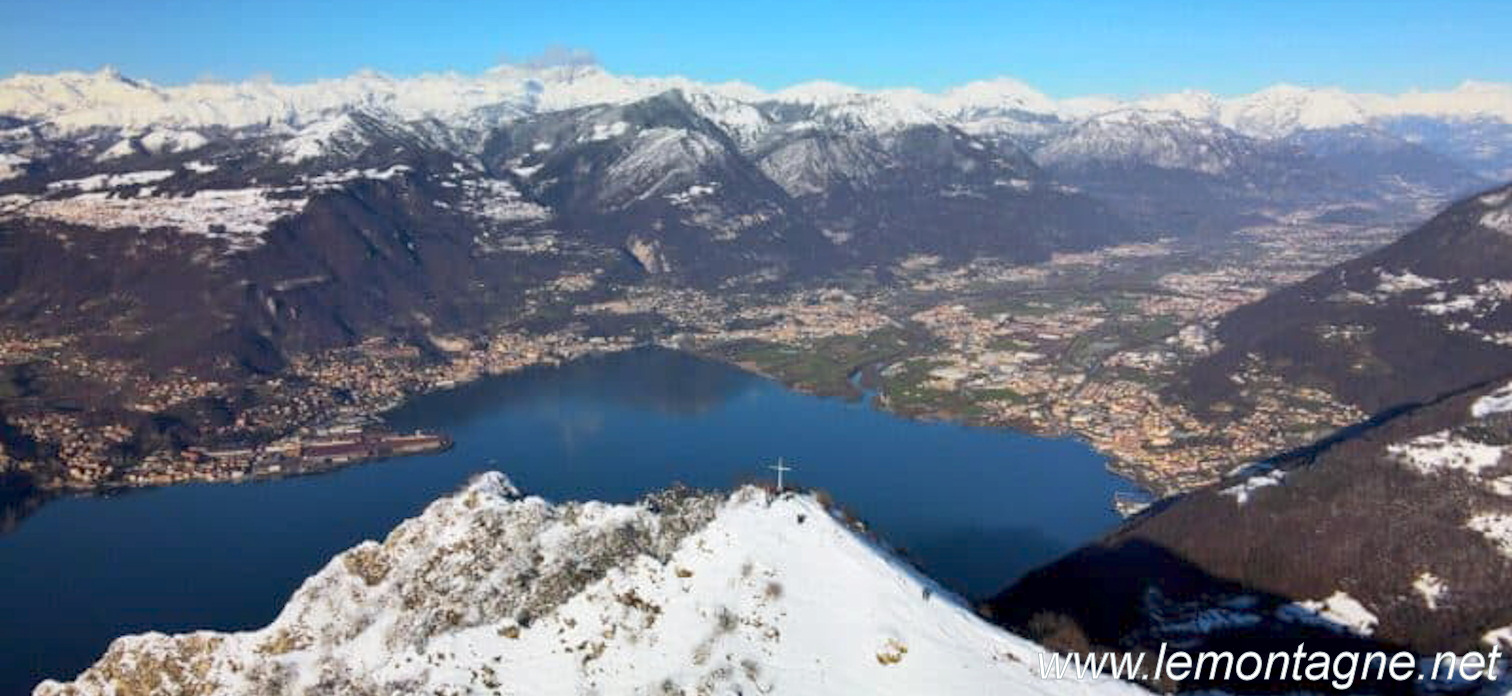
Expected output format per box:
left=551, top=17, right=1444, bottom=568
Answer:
left=769, top=457, right=793, bottom=490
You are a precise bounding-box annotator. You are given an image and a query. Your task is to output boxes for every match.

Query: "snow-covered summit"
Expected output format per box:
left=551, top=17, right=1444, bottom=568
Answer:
left=0, top=66, right=765, bottom=134
left=1036, top=108, right=1262, bottom=175
left=5, top=66, right=1511, bottom=138
left=35, top=472, right=1145, bottom=696
left=1220, top=84, right=1376, bottom=139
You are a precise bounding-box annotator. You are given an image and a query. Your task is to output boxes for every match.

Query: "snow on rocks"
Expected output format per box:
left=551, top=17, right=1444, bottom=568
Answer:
left=12, top=164, right=431, bottom=252
left=34, top=472, right=1146, bottom=696
left=1277, top=591, right=1379, bottom=637
left=20, top=188, right=307, bottom=251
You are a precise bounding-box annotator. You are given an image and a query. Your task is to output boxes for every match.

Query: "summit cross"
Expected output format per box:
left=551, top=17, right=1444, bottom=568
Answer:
left=769, top=457, right=793, bottom=490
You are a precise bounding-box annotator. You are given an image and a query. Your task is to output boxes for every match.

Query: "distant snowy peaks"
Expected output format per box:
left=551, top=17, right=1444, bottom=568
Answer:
left=1037, top=107, right=1254, bottom=175
left=1131, top=90, right=1224, bottom=121
left=1222, top=85, right=1373, bottom=139
left=938, top=77, right=1059, bottom=115
left=3, top=66, right=1512, bottom=137
left=773, top=80, right=867, bottom=105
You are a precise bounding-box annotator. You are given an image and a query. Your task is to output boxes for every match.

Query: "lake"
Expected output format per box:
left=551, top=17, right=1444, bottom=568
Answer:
left=0, top=347, right=1139, bottom=693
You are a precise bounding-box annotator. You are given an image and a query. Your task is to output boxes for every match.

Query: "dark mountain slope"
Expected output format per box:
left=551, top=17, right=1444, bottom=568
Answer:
left=749, top=111, right=1137, bottom=264
left=992, top=376, right=1512, bottom=691
left=1178, top=182, right=1512, bottom=415
left=481, top=91, right=835, bottom=285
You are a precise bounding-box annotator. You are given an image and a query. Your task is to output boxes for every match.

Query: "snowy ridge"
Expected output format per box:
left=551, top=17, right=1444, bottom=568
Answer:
left=1036, top=108, right=1262, bottom=174
left=34, top=473, right=1145, bottom=696
left=3, top=67, right=1511, bottom=137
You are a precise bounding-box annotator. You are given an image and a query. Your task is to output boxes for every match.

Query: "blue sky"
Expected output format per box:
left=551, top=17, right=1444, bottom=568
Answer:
left=0, top=0, right=1504, bottom=97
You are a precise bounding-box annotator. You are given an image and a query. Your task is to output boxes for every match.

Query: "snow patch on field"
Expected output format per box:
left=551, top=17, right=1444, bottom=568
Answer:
left=1220, top=468, right=1286, bottom=505
left=34, top=473, right=1145, bottom=696
left=0, top=152, right=25, bottom=181
left=459, top=178, right=552, bottom=224
left=1483, top=208, right=1512, bottom=235
left=13, top=165, right=426, bottom=251
left=46, top=169, right=175, bottom=192
left=1487, top=625, right=1512, bottom=652
left=1278, top=591, right=1378, bottom=637
left=21, top=188, right=307, bottom=250
left=1414, top=572, right=1448, bottom=610
left=1374, top=268, right=1441, bottom=294
left=666, top=182, right=719, bottom=205
left=94, top=138, right=136, bottom=161
left=303, top=164, right=412, bottom=189
left=1473, top=382, right=1512, bottom=418
left=1390, top=431, right=1505, bottom=478
left=1467, top=513, right=1512, bottom=558
left=1416, top=280, right=1512, bottom=317
left=0, top=193, right=31, bottom=215
left=583, top=120, right=631, bottom=142
left=140, top=128, right=208, bottom=154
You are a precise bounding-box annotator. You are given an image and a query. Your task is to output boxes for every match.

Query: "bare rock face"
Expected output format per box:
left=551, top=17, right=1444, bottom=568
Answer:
left=34, top=473, right=1144, bottom=696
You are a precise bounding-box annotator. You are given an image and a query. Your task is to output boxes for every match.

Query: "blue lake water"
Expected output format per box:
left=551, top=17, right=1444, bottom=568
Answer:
left=0, top=347, right=1139, bottom=693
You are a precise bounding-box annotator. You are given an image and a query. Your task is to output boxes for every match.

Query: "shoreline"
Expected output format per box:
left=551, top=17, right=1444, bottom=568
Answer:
left=4, top=341, right=1175, bottom=531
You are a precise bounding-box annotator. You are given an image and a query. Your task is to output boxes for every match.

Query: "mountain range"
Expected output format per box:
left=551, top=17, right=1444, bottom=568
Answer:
left=1, top=67, right=1507, bottom=376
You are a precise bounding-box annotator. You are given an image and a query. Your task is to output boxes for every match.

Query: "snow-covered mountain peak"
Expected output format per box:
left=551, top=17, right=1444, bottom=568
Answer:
left=938, top=77, right=1059, bottom=115
left=1132, top=89, right=1223, bottom=122
left=1037, top=107, right=1257, bottom=175
left=34, top=472, right=1146, bottom=696
left=4, top=67, right=1512, bottom=140
left=1389, top=80, right=1512, bottom=123
left=1221, top=84, right=1375, bottom=138
left=772, top=79, right=866, bottom=105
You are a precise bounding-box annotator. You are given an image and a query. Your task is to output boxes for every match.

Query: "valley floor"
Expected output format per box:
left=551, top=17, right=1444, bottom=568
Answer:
left=0, top=210, right=1407, bottom=508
